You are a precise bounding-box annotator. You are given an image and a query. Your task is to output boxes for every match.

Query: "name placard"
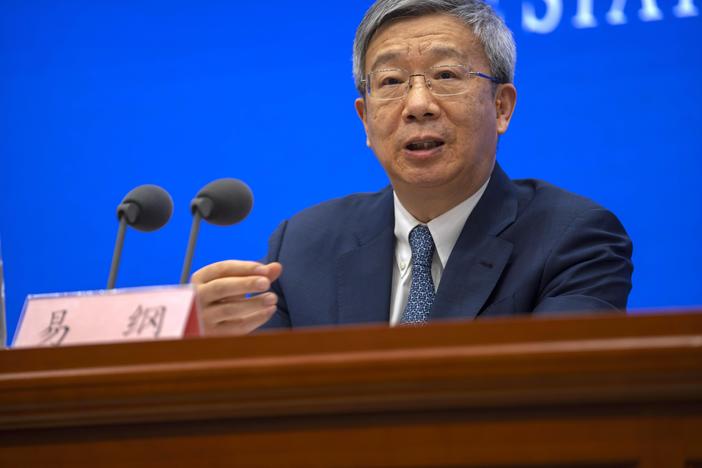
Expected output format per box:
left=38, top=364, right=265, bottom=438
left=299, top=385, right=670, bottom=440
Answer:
left=12, top=285, right=200, bottom=348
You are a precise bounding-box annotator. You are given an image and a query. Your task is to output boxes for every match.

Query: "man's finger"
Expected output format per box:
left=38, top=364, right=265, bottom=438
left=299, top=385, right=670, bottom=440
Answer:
left=191, top=260, right=265, bottom=285
left=203, top=305, right=278, bottom=336
left=263, top=262, right=283, bottom=282
left=203, top=293, right=278, bottom=325
left=196, top=276, right=271, bottom=305
left=204, top=293, right=278, bottom=323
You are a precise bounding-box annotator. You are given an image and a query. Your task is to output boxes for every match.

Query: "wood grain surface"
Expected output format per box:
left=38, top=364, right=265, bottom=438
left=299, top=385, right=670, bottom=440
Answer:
left=1, top=311, right=701, bottom=467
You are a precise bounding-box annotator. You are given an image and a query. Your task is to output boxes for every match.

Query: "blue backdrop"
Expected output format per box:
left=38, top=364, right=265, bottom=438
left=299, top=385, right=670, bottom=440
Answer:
left=1, top=1, right=701, bottom=342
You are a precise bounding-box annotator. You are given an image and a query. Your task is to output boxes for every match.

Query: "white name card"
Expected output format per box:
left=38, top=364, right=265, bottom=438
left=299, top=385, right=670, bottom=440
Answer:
left=12, top=285, right=200, bottom=348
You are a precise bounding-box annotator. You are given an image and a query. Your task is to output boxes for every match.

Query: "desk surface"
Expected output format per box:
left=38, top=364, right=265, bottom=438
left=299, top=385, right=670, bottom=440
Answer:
left=1, top=311, right=701, bottom=467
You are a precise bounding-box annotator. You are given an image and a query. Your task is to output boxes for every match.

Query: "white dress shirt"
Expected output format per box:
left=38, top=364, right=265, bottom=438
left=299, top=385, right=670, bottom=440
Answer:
left=389, top=179, right=490, bottom=325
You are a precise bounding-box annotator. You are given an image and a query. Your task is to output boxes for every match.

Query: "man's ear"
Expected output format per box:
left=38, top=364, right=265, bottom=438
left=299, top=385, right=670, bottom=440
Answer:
left=355, top=97, right=366, bottom=121
left=495, top=84, right=517, bottom=135
left=355, top=97, right=371, bottom=147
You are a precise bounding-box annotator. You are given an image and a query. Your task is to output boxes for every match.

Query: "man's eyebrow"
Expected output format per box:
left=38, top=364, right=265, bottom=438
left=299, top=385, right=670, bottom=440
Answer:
left=367, top=45, right=469, bottom=71
left=368, top=50, right=403, bottom=71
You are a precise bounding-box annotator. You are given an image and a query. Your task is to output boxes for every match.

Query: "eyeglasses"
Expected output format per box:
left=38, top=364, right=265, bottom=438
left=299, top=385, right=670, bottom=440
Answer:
left=362, top=64, right=503, bottom=101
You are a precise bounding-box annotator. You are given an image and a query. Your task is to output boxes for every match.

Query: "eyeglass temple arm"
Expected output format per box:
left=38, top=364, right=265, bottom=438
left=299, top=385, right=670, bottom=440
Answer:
left=469, top=71, right=503, bottom=84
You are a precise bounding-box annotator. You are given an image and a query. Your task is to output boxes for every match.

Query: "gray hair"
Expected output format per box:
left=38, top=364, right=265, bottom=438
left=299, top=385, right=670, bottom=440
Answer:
left=352, top=0, right=516, bottom=96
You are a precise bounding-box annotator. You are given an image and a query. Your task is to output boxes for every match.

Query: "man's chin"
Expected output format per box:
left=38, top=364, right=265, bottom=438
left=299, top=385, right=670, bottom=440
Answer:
left=392, top=173, right=456, bottom=191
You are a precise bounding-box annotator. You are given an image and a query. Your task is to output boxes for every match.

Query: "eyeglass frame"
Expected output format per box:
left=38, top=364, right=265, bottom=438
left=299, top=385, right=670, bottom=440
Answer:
left=361, top=64, right=504, bottom=101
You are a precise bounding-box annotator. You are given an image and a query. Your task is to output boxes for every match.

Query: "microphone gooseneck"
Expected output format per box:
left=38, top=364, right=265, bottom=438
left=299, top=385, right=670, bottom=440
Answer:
left=107, top=185, right=173, bottom=289
left=180, top=178, right=254, bottom=284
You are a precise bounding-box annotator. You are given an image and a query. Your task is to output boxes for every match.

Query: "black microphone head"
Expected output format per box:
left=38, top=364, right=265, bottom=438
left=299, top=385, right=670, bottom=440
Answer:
left=191, top=178, right=253, bottom=226
left=117, top=184, right=173, bottom=232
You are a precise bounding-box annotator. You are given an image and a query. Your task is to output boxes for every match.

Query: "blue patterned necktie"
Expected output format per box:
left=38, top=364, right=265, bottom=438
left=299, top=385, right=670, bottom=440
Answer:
left=401, top=225, right=436, bottom=324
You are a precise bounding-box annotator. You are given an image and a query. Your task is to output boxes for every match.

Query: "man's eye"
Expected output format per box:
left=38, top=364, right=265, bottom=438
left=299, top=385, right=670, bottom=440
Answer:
left=434, top=70, right=459, bottom=80
left=379, top=76, right=404, bottom=87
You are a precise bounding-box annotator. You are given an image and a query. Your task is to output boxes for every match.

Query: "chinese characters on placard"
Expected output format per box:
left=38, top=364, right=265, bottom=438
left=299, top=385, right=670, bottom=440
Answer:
left=123, top=305, right=166, bottom=338
left=40, top=309, right=70, bottom=346
left=36, top=304, right=168, bottom=346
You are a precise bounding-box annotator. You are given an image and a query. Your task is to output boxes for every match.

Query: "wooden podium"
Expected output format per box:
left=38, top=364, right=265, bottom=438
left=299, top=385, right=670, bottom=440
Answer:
left=1, top=311, right=701, bottom=467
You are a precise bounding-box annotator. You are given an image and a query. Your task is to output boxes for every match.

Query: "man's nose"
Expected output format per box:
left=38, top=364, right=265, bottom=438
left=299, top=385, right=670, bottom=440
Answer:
left=402, top=75, right=441, bottom=123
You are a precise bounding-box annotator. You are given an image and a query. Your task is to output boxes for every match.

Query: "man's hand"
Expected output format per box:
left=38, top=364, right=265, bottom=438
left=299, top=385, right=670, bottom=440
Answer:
left=191, top=261, right=283, bottom=336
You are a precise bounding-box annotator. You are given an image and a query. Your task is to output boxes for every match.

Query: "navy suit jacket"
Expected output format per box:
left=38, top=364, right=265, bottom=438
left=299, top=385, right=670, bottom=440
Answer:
left=262, top=164, right=633, bottom=329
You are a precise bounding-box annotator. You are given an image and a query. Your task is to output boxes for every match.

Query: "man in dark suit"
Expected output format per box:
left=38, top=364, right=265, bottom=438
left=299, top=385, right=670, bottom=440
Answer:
left=192, top=0, right=633, bottom=335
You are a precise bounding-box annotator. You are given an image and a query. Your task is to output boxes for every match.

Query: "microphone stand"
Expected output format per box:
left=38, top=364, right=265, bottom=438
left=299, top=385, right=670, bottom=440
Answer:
left=107, top=216, right=128, bottom=290
left=180, top=210, right=202, bottom=284
left=105, top=185, right=173, bottom=290
left=0, top=239, right=7, bottom=348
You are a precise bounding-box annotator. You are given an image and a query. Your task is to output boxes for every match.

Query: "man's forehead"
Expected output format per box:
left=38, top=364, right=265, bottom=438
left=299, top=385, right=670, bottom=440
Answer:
left=365, top=15, right=481, bottom=70
left=368, top=44, right=470, bottom=70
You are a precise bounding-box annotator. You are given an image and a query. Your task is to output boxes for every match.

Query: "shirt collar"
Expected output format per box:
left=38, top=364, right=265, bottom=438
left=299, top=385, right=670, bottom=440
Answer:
left=393, top=178, right=490, bottom=268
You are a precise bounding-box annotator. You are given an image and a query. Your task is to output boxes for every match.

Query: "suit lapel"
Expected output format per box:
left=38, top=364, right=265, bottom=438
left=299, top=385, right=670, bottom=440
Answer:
left=431, top=164, right=519, bottom=320
left=336, top=189, right=395, bottom=325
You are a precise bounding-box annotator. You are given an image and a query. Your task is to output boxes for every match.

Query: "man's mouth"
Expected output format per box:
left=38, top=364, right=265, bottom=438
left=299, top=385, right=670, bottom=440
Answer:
left=405, top=139, right=445, bottom=151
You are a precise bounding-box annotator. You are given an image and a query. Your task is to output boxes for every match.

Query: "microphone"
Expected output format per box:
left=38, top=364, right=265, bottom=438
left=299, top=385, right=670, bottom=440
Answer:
left=180, top=178, right=253, bottom=284
left=107, top=185, right=173, bottom=289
